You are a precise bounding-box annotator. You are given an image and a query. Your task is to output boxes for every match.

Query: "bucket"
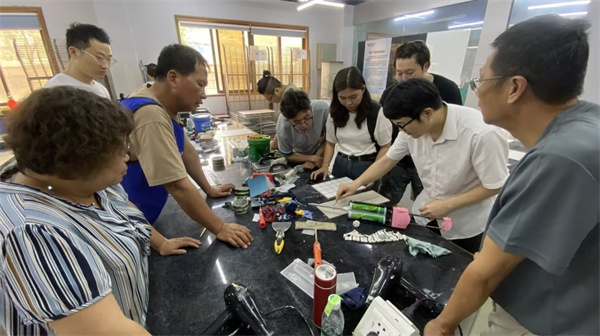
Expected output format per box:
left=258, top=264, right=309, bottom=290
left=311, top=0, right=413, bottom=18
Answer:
left=247, top=135, right=271, bottom=162
left=192, top=113, right=212, bottom=132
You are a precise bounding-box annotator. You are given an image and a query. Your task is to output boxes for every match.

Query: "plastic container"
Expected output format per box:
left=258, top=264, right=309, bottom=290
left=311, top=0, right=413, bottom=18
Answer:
left=321, top=294, right=344, bottom=336
left=247, top=135, right=271, bottom=162
left=313, top=264, right=337, bottom=328
left=192, top=113, right=212, bottom=133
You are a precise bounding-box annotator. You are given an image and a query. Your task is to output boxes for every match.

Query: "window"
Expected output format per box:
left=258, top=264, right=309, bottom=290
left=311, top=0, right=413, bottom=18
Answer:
left=176, top=16, right=309, bottom=100
left=0, top=7, right=58, bottom=109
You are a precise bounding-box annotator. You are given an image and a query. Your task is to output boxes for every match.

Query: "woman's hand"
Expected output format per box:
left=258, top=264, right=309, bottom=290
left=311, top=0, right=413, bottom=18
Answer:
left=310, top=167, right=328, bottom=180
left=159, top=237, right=201, bottom=256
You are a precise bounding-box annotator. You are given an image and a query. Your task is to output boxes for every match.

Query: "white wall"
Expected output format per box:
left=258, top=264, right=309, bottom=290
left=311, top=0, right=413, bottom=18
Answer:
left=582, top=0, right=599, bottom=104
left=4, top=0, right=345, bottom=113
left=464, top=0, right=513, bottom=109
left=3, top=0, right=99, bottom=38
left=108, top=0, right=345, bottom=108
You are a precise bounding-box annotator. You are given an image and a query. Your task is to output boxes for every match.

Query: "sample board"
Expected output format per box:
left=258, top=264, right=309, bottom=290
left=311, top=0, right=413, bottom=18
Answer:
left=311, top=177, right=363, bottom=199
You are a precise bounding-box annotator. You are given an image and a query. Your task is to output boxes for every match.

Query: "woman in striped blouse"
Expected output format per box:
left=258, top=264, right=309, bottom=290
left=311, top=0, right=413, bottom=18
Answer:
left=0, top=86, right=201, bottom=335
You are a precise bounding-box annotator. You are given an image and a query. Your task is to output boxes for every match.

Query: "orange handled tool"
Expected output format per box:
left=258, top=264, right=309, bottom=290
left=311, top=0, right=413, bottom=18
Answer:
left=259, top=208, right=266, bottom=228
left=313, top=229, right=322, bottom=269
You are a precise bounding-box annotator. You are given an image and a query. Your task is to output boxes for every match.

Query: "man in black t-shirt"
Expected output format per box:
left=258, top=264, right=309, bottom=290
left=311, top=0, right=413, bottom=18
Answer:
left=379, top=40, right=463, bottom=205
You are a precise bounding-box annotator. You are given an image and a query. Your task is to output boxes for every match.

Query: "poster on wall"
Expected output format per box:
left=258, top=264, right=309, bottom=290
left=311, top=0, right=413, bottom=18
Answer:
left=362, top=38, right=392, bottom=95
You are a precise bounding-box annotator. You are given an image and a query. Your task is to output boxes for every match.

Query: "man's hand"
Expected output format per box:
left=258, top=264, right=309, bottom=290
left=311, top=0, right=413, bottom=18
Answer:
left=303, top=161, right=317, bottom=170
left=420, top=199, right=454, bottom=218
left=336, top=182, right=360, bottom=202
left=310, top=155, right=324, bottom=168
left=159, top=237, right=201, bottom=256
left=216, top=223, right=253, bottom=248
left=423, top=318, right=456, bottom=336
left=207, top=183, right=235, bottom=198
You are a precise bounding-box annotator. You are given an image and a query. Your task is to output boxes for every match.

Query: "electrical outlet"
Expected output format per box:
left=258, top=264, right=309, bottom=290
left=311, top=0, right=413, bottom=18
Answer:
left=354, top=297, right=419, bottom=336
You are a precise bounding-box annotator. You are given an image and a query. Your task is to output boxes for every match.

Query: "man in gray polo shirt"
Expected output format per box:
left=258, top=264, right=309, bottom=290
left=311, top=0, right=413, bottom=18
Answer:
left=424, top=15, right=598, bottom=336
left=277, top=90, right=329, bottom=169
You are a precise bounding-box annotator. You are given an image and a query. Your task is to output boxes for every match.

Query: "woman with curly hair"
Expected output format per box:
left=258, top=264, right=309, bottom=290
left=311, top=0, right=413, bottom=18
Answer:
left=0, top=86, right=199, bottom=335
left=311, top=66, right=393, bottom=184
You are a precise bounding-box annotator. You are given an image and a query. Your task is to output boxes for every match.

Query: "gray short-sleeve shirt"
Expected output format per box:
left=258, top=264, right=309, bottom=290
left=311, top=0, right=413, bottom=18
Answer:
left=486, top=100, right=599, bottom=335
left=276, top=100, right=329, bottom=156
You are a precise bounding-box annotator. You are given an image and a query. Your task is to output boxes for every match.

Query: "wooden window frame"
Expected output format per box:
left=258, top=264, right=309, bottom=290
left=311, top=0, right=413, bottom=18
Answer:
left=0, top=7, right=59, bottom=74
left=175, top=15, right=310, bottom=96
left=0, top=6, right=59, bottom=108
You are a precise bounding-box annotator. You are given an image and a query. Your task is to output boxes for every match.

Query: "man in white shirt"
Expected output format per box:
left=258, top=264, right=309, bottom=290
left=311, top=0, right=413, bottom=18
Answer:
left=44, top=23, right=113, bottom=99
left=337, top=78, right=508, bottom=253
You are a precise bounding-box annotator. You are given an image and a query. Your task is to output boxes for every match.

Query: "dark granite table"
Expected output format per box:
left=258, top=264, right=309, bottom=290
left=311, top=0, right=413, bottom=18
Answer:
left=146, top=122, right=473, bottom=335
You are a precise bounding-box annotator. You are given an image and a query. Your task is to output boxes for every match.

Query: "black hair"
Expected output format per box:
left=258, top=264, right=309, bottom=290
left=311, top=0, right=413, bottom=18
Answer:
left=491, top=14, right=590, bottom=104
left=280, top=90, right=311, bottom=119
left=330, top=66, right=372, bottom=129
left=155, top=44, right=208, bottom=81
left=66, top=23, right=110, bottom=51
left=383, top=78, right=442, bottom=121
left=146, top=63, right=158, bottom=77
left=5, top=86, right=133, bottom=180
left=257, top=70, right=282, bottom=95
left=394, top=40, right=430, bottom=68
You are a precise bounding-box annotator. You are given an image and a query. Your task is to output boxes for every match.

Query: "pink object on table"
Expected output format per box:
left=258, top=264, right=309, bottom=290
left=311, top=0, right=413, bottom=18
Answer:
left=441, top=217, right=452, bottom=232
left=391, top=207, right=411, bottom=229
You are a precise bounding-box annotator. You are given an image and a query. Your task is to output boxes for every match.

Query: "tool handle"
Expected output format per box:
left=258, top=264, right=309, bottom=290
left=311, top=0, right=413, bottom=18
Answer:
left=274, top=234, right=284, bottom=254
left=259, top=209, right=266, bottom=228
left=313, top=242, right=322, bottom=269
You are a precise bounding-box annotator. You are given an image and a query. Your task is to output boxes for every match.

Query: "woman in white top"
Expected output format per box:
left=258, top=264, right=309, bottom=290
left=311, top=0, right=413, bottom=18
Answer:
left=311, top=66, right=392, bottom=183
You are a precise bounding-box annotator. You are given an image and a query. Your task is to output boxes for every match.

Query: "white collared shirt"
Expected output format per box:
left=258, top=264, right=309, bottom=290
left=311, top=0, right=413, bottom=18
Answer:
left=387, top=103, right=509, bottom=240
left=326, top=107, right=393, bottom=156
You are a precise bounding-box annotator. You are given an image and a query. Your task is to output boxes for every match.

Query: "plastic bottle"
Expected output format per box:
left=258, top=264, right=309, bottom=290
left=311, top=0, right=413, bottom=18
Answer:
left=321, top=294, right=344, bottom=336
left=186, top=117, right=195, bottom=133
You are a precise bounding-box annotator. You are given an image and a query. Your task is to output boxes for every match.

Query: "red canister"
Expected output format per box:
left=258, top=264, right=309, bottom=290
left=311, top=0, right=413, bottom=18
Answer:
left=313, top=264, right=337, bottom=328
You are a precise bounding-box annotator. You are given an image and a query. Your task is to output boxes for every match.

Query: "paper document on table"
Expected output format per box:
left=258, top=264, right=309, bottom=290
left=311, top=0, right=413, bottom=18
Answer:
left=217, top=128, right=256, bottom=137
left=316, top=190, right=389, bottom=219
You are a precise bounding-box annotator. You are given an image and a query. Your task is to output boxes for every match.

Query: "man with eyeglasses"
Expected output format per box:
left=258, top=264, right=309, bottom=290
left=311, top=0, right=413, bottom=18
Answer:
left=276, top=90, right=328, bottom=169
left=377, top=41, right=464, bottom=206
left=425, top=15, right=598, bottom=336
left=44, top=23, right=115, bottom=99
left=337, top=78, right=508, bottom=254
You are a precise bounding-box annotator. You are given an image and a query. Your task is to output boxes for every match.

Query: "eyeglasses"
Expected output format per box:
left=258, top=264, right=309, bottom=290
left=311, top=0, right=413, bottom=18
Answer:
left=289, top=113, right=313, bottom=128
left=393, top=117, right=416, bottom=130
left=469, top=76, right=507, bottom=92
left=80, top=49, right=118, bottom=67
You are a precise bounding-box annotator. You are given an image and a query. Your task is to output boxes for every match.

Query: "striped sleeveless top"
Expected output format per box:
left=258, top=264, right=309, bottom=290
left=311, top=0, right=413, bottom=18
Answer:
left=0, top=181, right=150, bottom=335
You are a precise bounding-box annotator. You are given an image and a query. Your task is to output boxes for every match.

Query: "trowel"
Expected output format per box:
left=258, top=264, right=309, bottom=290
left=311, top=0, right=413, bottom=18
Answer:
left=272, top=222, right=292, bottom=254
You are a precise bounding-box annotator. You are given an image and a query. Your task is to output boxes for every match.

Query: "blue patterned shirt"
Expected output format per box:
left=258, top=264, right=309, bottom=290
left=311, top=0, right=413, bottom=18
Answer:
left=0, top=180, right=150, bottom=335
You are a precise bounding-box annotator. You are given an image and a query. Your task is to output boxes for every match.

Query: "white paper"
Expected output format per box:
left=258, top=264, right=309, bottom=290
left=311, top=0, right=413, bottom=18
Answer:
left=253, top=50, right=268, bottom=61
left=362, top=38, right=392, bottom=95
left=278, top=183, right=296, bottom=193
left=294, top=49, right=307, bottom=60
left=302, top=229, right=315, bottom=236
left=252, top=214, right=260, bottom=222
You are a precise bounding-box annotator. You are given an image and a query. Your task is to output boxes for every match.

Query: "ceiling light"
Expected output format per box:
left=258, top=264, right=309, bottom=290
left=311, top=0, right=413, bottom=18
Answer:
left=394, top=10, right=435, bottom=22
left=424, top=14, right=466, bottom=24
left=448, top=21, right=484, bottom=29
left=559, top=11, right=588, bottom=16
left=528, top=0, right=590, bottom=10
left=297, top=0, right=344, bottom=11
left=298, top=0, right=320, bottom=11
left=463, top=27, right=483, bottom=31
left=320, top=1, right=345, bottom=8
